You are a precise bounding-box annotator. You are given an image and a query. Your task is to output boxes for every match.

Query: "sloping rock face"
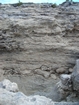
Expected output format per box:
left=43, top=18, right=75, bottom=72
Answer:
left=0, top=2, right=79, bottom=101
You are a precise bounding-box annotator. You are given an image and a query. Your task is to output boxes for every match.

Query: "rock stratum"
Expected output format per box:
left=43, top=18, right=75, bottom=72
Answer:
left=0, top=2, right=79, bottom=102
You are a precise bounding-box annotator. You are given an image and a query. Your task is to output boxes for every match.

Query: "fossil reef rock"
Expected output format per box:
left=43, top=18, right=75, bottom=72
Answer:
left=0, top=1, right=79, bottom=102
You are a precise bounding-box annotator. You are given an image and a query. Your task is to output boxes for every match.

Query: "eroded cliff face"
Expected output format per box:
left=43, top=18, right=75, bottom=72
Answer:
left=0, top=2, right=79, bottom=101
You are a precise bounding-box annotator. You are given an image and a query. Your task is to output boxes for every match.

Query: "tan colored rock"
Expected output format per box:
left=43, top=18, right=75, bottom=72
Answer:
left=1, top=79, right=19, bottom=92
left=51, top=74, right=57, bottom=80
left=0, top=79, right=54, bottom=105
left=56, top=68, right=66, bottom=74
left=69, top=68, right=73, bottom=73
left=35, top=69, right=50, bottom=78
left=20, top=70, right=32, bottom=75
left=41, top=65, right=48, bottom=71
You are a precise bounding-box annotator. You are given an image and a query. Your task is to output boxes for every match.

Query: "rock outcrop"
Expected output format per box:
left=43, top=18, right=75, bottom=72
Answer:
left=0, top=79, right=54, bottom=105
left=0, top=2, right=79, bottom=101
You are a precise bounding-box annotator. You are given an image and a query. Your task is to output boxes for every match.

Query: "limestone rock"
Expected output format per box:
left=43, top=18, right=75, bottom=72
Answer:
left=71, top=59, right=79, bottom=91
left=69, top=68, right=73, bottom=73
left=56, top=68, right=66, bottom=74
left=0, top=2, right=79, bottom=100
left=35, top=69, right=50, bottom=78
left=73, top=75, right=79, bottom=91
left=51, top=74, right=57, bottom=80
left=0, top=79, right=19, bottom=92
left=54, top=102, right=79, bottom=105
left=60, top=74, right=71, bottom=85
left=0, top=79, right=54, bottom=105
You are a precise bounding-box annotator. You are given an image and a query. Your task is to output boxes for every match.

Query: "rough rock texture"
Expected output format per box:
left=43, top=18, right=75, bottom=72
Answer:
left=0, top=2, right=79, bottom=101
left=54, top=103, right=79, bottom=105
left=0, top=79, right=54, bottom=105
left=71, top=59, right=79, bottom=92
left=56, top=59, right=79, bottom=102
left=0, top=79, right=19, bottom=92
left=0, top=79, right=78, bottom=105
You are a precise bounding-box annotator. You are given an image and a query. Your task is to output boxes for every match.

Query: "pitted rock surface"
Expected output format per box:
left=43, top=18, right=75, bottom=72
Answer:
left=0, top=79, right=79, bottom=105
left=0, top=2, right=79, bottom=101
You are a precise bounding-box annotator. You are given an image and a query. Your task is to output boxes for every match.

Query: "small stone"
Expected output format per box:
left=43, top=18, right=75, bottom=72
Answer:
left=60, top=74, right=71, bottom=85
left=73, top=75, right=79, bottom=91
left=76, top=59, right=79, bottom=73
left=2, top=79, right=19, bottom=92
left=56, top=68, right=66, bottom=74
left=69, top=68, right=73, bottom=73
left=51, top=74, right=57, bottom=80
left=0, top=79, right=54, bottom=105
left=72, top=59, right=79, bottom=76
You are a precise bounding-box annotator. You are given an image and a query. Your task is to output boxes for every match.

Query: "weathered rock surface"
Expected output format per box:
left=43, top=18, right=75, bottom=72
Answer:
left=0, top=79, right=79, bottom=105
left=0, top=79, right=19, bottom=92
left=0, top=79, right=54, bottom=105
left=71, top=59, right=79, bottom=92
left=0, top=2, right=79, bottom=101
left=56, top=59, right=79, bottom=102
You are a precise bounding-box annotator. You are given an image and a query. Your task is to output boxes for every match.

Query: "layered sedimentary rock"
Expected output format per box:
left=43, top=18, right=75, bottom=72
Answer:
left=0, top=2, right=79, bottom=101
left=57, top=59, right=79, bottom=102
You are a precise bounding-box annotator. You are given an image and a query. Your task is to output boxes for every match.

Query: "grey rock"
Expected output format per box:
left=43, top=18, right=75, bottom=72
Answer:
left=0, top=2, right=79, bottom=102
left=0, top=79, right=19, bottom=92
left=71, top=59, right=79, bottom=91
left=60, top=74, right=71, bottom=85
left=73, top=75, right=79, bottom=91
left=66, top=93, right=79, bottom=102
left=0, top=79, right=54, bottom=105
left=54, top=102, right=79, bottom=105
left=56, top=68, right=66, bottom=74
left=51, top=74, right=57, bottom=80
